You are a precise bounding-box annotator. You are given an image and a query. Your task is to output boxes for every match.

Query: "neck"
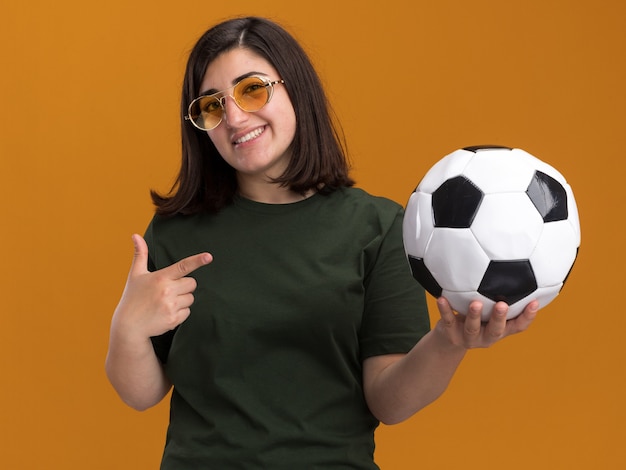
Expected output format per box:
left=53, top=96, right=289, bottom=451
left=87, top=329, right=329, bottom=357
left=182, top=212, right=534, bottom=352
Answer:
left=237, top=177, right=314, bottom=204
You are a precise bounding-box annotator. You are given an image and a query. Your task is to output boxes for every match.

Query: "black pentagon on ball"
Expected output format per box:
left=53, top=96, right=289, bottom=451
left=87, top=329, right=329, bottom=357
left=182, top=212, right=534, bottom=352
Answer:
left=526, top=170, right=568, bottom=222
left=432, top=176, right=484, bottom=228
left=407, top=255, right=443, bottom=298
left=478, top=260, right=538, bottom=305
left=560, top=246, right=580, bottom=292
left=463, top=145, right=513, bottom=152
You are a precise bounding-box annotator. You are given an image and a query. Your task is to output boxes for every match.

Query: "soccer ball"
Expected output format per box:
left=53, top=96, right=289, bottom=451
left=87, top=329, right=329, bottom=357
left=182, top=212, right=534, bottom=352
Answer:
left=403, top=145, right=580, bottom=320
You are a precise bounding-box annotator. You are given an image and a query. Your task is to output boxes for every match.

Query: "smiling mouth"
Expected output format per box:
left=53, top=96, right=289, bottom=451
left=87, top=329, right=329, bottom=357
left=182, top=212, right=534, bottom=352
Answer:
left=233, top=126, right=265, bottom=145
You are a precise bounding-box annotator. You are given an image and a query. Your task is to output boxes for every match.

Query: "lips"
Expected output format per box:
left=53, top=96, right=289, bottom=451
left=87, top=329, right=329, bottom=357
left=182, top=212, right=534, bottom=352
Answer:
left=233, top=126, right=265, bottom=145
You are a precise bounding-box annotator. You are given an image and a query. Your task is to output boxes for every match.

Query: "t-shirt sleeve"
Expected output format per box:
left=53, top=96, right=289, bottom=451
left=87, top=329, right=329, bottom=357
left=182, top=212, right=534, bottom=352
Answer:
left=359, top=206, right=431, bottom=360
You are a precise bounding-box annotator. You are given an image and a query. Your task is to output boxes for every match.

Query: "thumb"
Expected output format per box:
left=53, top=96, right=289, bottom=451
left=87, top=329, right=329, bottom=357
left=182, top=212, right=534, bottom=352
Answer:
left=129, top=233, right=149, bottom=276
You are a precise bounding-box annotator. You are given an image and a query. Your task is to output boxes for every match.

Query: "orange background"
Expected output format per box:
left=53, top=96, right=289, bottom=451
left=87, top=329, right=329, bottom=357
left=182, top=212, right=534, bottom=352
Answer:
left=2, top=0, right=624, bottom=468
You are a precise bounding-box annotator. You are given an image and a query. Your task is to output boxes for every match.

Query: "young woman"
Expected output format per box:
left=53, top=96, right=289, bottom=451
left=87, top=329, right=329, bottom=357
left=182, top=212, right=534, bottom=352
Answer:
left=105, top=16, right=538, bottom=469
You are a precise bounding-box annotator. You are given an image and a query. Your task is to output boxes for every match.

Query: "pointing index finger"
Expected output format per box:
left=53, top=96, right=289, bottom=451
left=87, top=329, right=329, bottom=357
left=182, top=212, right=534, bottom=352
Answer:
left=167, top=252, right=213, bottom=279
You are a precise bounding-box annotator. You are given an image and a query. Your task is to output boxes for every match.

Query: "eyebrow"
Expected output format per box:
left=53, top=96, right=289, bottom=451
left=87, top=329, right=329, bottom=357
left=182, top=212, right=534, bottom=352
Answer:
left=200, top=71, right=268, bottom=96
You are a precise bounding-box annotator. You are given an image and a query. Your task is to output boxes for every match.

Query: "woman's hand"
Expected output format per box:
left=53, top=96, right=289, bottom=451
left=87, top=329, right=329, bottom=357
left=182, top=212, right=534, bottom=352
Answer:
left=434, top=297, right=539, bottom=350
left=113, top=234, right=213, bottom=340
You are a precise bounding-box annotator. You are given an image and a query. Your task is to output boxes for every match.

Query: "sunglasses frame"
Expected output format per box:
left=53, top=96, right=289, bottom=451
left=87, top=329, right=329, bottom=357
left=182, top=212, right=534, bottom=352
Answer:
left=185, top=76, right=285, bottom=131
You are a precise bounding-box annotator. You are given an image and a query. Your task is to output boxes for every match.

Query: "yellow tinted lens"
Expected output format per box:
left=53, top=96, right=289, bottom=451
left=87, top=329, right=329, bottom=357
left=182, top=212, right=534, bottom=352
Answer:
left=189, top=96, right=223, bottom=129
left=233, top=77, right=269, bottom=112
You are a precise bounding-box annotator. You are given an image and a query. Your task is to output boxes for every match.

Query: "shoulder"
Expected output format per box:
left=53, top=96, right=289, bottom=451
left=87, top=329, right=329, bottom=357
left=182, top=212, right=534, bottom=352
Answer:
left=326, top=187, right=405, bottom=226
left=144, top=212, right=213, bottom=269
left=145, top=212, right=198, bottom=238
left=326, top=187, right=402, bottom=211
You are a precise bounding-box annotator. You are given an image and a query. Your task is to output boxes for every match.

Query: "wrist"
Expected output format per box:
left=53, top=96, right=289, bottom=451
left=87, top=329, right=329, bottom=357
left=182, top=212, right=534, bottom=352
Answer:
left=432, top=320, right=469, bottom=355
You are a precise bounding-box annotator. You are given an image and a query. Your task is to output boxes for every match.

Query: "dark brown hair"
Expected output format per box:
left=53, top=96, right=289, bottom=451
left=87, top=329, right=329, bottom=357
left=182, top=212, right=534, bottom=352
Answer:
left=152, top=16, right=354, bottom=215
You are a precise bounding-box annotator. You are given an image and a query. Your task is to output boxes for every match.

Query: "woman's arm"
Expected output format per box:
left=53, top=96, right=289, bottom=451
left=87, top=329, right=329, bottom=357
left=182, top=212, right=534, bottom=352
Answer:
left=105, top=234, right=212, bottom=410
left=363, top=298, right=539, bottom=424
left=105, top=323, right=172, bottom=411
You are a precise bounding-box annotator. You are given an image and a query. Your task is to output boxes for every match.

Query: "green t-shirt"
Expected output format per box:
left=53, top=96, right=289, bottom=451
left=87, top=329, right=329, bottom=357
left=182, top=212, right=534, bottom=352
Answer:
left=147, top=187, right=430, bottom=469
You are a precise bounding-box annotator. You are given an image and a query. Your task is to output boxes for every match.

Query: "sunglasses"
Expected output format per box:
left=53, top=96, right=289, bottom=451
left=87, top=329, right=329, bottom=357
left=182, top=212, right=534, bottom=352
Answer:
left=185, top=75, right=285, bottom=131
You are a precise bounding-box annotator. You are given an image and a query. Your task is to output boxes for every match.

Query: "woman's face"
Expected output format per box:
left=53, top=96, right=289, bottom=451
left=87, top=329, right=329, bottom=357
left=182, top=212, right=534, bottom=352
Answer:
left=200, top=48, right=297, bottom=185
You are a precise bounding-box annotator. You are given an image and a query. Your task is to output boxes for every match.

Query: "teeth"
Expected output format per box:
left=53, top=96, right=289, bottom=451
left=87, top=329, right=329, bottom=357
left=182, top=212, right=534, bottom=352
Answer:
left=234, top=127, right=264, bottom=144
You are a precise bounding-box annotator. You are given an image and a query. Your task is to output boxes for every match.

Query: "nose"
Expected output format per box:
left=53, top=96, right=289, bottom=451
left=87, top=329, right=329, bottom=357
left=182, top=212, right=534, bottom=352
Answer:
left=221, top=95, right=249, bottom=128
